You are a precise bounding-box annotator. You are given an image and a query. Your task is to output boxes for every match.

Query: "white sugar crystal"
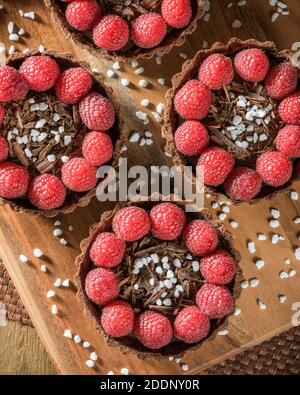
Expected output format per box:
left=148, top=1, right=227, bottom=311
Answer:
left=174, top=290, right=180, bottom=298
left=156, top=103, right=165, bottom=114
left=35, top=119, right=46, bottom=128
left=173, top=258, right=181, bottom=268
left=180, top=52, right=187, bottom=59
left=164, top=279, right=173, bottom=289
left=62, top=279, right=70, bottom=287
left=170, top=277, right=177, bottom=284
left=54, top=279, right=62, bottom=288
left=234, top=307, right=241, bottom=316
left=269, top=219, right=279, bottom=228
left=90, top=352, right=97, bottom=361
left=136, top=111, right=147, bottom=120
left=129, top=132, right=139, bottom=143
left=141, top=99, right=149, bottom=107
left=83, top=341, right=90, bottom=348
left=155, top=266, right=163, bottom=274
left=166, top=270, right=174, bottom=278
left=233, top=115, right=242, bottom=125
left=295, top=248, right=300, bottom=261
left=138, top=79, right=148, bottom=88
left=64, top=136, right=72, bottom=145
left=192, top=261, right=200, bottom=272
left=34, top=248, right=43, bottom=257
left=156, top=56, right=162, bottom=65
left=19, top=254, right=28, bottom=263
left=74, top=335, right=81, bottom=344
left=271, top=209, right=280, bottom=219
left=163, top=298, right=172, bottom=306
left=161, top=256, right=169, bottom=264
left=131, top=59, right=139, bottom=68
left=257, top=300, right=266, bottom=310
left=18, top=28, right=25, bottom=36
left=156, top=299, right=162, bottom=306
left=157, top=78, right=165, bottom=85
left=112, top=61, right=120, bottom=70
left=121, top=368, right=129, bottom=375
left=250, top=278, right=259, bottom=288
left=279, top=295, right=287, bottom=303
left=107, top=371, right=114, bottom=375
left=186, top=253, right=193, bottom=260
left=222, top=205, right=230, bottom=214
left=289, top=269, right=296, bottom=277
left=241, top=280, right=249, bottom=289
left=284, top=258, right=291, bottom=265
left=181, top=364, right=189, bottom=372
left=47, top=290, right=55, bottom=298
left=8, top=21, right=14, bottom=33
left=149, top=277, right=155, bottom=286
left=247, top=241, right=256, bottom=254
left=272, top=234, right=279, bottom=244
left=133, top=284, right=139, bottom=290
left=86, top=360, right=94, bottom=368
left=290, top=191, right=298, bottom=200
left=8, top=45, right=15, bottom=56
left=64, top=329, right=72, bottom=339
left=218, top=329, right=228, bottom=336
left=232, top=19, right=242, bottom=28
left=60, top=238, right=67, bottom=245
left=135, top=67, right=144, bottom=75
left=25, top=148, right=32, bottom=158
left=163, top=262, right=170, bottom=270
left=293, top=216, right=300, bottom=224
left=54, top=221, right=61, bottom=226
left=255, top=259, right=265, bottom=269
left=121, top=78, right=130, bottom=87
left=47, top=154, right=56, bottom=162
left=51, top=304, right=58, bottom=315
left=271, top=12, right=279, bottom=22
left=9, top=34, right=19, bottom=42
left=53, top=113, right=60, bottom=122
left=39, top=102, right=48, bottom=111
left=279, top=271, right=288, bottom=279
left=53, top=228, right=63, bottom=237
left=40, top=265, right=47, bottom=273
left=152, top=112, right=163, bottom=123
left=219, top=213, right=226, bottom=221
left=230, top=221, right=238, bottom=229
left=258, top=233, right=267, bottom=241
left=24, top=11, right=35, bottom=19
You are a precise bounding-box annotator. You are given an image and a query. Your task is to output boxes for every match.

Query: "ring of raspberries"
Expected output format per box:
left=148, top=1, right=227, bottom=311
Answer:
left=77, top=202, right=239, bottom=355
left=48, top=0, right=204, bottom=59
left=0, top=51, right=119, bottom=213
left=165, top=39, right=300, bottom=202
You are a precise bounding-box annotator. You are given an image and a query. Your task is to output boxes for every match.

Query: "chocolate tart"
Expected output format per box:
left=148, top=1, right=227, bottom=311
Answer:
left=163, top=38, right=300, bottom=204
left=75, top=199, right=241, bottom=359
left=0, top=50, right=124, bottom=217
left=45, top=0, right=206, bottom=62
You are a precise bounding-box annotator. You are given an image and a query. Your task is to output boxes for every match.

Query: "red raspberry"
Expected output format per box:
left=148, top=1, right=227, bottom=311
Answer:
left=85, top=267, right=119, bottom=305
left=173, top=306, right=210, bottom=344
left=224, top=167, right=262, bottom=201
left=19, top=55, right=60, bottom=92
left=79, top=92, right=115, bottom=131
left=161, top=0, right=192, bottom=28
left=276, top=125, right=300, bottom=158
left=278, top=92, right=300, bottom=125
left=112, top=206, right=151, bottom=242
left=265, top=62, right=298, bottom=100
left=28, top=174, right=66, bottom=210
left=134, top=311, right=172, bottom=349
left=197, top=147, right=235, bottom=186
left=61, top=157, right=97, bottom=192
left=256, top=150, right=292, bottom=187
left=200, top=250, right=235, bottom=285
left=0, top=105, right=4, bottom=125
left=234, top=48, right=270, bottom=82
left=0, top=137, right=8, bottom=162
left=0, top=66, right=29, bottom=102
left=183, top=219, right=218, bottom=256
left=82, top=131, right=113, bottom=166
left=89, top=232, right=126, bottom=268
left=93, top=15, right=129, bottom=51
left=101, top=300, right=134, bottom=337
left=66, top=0, right=102, bottom=31
left=174, top=80, right=212, bottom=120
left=196, top=283, right=233, bottom=318
left=0, top=161, right=29, bottom=199
left=199, top=54, right=234, bottom=90
left=174, top=120, right=209, bottom=156
left=131, top=13, right=167, bottom=49
left=149, top=202, right=186, bottom=241
left=55, top=67, right=92, bottom=104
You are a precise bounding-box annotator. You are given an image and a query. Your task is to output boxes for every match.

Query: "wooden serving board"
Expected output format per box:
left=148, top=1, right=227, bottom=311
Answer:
left=1, top=0, right=300, bottom=375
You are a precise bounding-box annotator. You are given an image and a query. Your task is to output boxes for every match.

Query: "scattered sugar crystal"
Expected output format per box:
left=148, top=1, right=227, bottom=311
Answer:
left=293, top=216, right=300, bottom=224
left=47, top=290, right=55, bottom=298
left=121, top=368, right=129, bottom=375
left=64, top=329, right=72, bottom=339
left=107, top=371, right=114, bottom=375
left=62, top=279, right=70, bottom=288
left=121, top=78, right=130, bottom=87
left=54, top=220, right=61, bottom=226
left=234, top=307, right=241, bottom=316
left=33, top=248, right=43, bottom=257
left=250, top=278, right=259, bottom=287
left=247, top=242, right=256, bottom=254
left=258, top=233, right=267, bottom=241
left=90, top=352, right=97, bottom=361
left=18, top=28, right=25, bottom=35
left=8, top=46, right=15, bottom=56
left=9, top=33, right=19, bottom=42
left=149, top=277, right=155, bottom=286
left=181, top=364, right=189, bottom=372
left=47, top=154, right=56, bottom=162
left=51, top=305, right=58, bottom=315
left=60, top=238, right=68, bottom=245
left=289, top=269, right=296, bottom=277
left=24, top=11, right=35, bottom=20
left=106, top=69, right=115, bottom=78
left=173, top=258, right=181, bottom=268
left=164, top=279, right=173, bottom=289
left=156, top=299, right=162, bottom=306
left=232, top=19, right=242, bottom=28
left=166, top=270, right=174, bottom=278
left=219, top=213, right=226, bottom=221
left=295, top=248, right=300, bottom=261
left=255, top=259, right=265, bottom=269
left=8, top=21, right=14, bottom=33
left=19, top=254, right=28, bottom=263
left=163, top=298, right=172, bottom=306
left=155, top=266, right=163, bottom=274
left=272, top=234, right=279, bottom=244
left=218, top=329, right=228, bottom=336
left=157, top=78, right=165, bottom=85
left=290, top=191, right=298, bottom=200
left=131, top=59, right=139, bottom=68
left=54, top=279, right=62, bottom=288
left=40, top=265, right=47, bottom=273
left=230, top=220, right=238, bottom=229
left=135, top=67, right=144, bottom=75
left=279, top=271, right=288, bottom=279
left=284, top=258, right=291, bottom=265
left=192, top=261, right=200, bottom=272
left=139, top=79, right=148, bottom=88
left=269, top=219, right=279, bottom=228
left=156, top=56, right=162, bottom=64
left=279, top=295, right=287, bottom=303
left=168, top=356, right=174, bottom=361
left=83, top=341, right=90, bottom=348
left=257, top=300, right=266, bottom=310
left=141, top=99, right=149, bottom=107
left=74, top=335, right=81, bottom=344
left=175, top=358, right=181, bottom=364
left=241, top=280, right=249, bottom=289
left=86, top=360, right=94, bottom=368
left=271, top=208, right=280, bottom=219
left=53, top=228, right=63, bottom=237
left=156, top=103, right=165, bottom=114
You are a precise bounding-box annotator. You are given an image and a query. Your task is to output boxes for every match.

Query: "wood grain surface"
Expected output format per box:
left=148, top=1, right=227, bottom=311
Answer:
left=0, top=0, right=300, bottom=375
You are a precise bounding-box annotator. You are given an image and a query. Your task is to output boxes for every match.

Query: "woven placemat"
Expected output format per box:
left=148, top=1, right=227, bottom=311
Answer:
left=1, top=260, right=299, bottom=374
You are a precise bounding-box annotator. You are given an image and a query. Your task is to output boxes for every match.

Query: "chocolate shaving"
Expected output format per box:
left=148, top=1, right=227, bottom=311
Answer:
left=116, top=235, right=203, bottom=319
left=1, top=92, right=86, bottom=176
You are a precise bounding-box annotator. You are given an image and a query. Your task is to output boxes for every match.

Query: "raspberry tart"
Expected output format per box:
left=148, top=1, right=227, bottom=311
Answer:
left=164, top=39, right=300, bottom=203
left=0, top=51, right=123, bottom=216
left=45, top=0, right=205, bottom=61
left=76, top=200, right=241, bottom=358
